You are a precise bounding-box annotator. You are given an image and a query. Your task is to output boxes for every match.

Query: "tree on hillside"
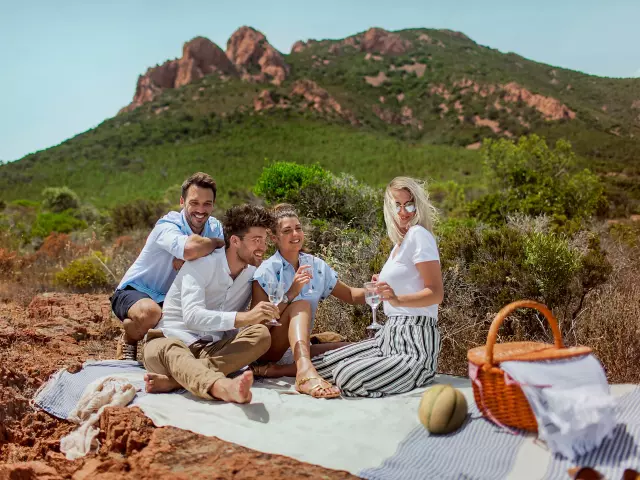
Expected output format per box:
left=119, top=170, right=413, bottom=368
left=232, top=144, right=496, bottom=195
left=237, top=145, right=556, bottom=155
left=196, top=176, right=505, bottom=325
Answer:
left=470, top=135, right=604, bottom=225
left=41, top=186, right=80, bottom=213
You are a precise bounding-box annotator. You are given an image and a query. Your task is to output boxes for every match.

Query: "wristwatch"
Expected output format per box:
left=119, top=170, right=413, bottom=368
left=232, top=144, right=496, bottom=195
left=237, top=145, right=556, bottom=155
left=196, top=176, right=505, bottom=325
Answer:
left=282, top=294, right=291, bottom=305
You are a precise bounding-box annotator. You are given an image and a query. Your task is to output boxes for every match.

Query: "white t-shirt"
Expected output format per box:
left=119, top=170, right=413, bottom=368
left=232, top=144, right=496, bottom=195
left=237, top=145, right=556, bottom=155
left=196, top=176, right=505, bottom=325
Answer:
left=378, top=225, right=440, bottom=318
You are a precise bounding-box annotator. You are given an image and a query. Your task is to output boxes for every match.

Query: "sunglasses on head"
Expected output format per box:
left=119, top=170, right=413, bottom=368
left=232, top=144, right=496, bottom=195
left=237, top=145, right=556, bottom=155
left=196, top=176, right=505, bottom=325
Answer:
left=395, top=202, right=416, bottom=214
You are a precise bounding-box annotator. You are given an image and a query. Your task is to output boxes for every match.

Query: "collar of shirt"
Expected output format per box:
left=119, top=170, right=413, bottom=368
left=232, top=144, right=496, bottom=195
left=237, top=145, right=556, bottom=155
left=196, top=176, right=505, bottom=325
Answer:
left=274, top=250, right=309, bottom=274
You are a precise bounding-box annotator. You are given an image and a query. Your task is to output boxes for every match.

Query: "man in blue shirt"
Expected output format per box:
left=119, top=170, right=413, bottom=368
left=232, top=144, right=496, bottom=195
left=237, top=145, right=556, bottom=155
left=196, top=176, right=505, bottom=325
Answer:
left=110, top=172, right=225, bottom=360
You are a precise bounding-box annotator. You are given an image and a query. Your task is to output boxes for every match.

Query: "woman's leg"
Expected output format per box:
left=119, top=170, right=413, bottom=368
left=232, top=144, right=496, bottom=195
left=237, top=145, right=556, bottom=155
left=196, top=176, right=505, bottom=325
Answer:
left=311, top=337, right=381, bottom=381
left=256, top=342, right=351, bottom=378
left=333, top=354, right=430, bottom=398
left=259, top=300, right=310, bottom=363
left=332, top=316, right=441, bottom=398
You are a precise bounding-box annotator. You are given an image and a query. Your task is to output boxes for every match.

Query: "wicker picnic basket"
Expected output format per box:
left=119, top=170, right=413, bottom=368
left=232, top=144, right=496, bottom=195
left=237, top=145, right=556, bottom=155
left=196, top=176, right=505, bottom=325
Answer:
left=467, top=300, right=592, bottom=432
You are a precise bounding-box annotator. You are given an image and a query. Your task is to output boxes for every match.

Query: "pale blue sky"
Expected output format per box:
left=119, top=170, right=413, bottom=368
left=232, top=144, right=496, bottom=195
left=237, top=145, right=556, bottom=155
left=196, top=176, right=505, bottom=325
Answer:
left=1, top=0, right=639, bottom=162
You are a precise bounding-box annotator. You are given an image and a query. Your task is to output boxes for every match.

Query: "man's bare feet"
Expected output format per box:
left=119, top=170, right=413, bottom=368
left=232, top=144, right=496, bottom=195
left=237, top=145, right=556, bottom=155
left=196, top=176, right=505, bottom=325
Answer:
left=210, top=371, right=254, bottom=404
left=144, top=373, right=181, bottom=393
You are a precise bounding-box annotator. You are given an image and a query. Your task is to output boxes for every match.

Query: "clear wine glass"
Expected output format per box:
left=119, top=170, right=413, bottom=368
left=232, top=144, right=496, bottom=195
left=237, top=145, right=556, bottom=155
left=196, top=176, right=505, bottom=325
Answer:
left=364, top=281, right=382, bottom=332
left=300, top=256, right=315, bottom=296
left=266, top=280, right=283, bottom=326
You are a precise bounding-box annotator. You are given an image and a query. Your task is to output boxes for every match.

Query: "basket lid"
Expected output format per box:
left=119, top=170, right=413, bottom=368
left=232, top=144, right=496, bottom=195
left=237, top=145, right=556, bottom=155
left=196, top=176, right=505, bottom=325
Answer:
left=467, top=341, right=592, bottom=366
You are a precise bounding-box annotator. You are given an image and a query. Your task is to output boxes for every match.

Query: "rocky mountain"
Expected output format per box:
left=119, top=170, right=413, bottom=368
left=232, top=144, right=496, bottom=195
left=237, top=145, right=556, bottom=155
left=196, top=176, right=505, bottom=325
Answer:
left=120, top=27, right=288, bottom=113
left=1, top=25, right=639, bottom=213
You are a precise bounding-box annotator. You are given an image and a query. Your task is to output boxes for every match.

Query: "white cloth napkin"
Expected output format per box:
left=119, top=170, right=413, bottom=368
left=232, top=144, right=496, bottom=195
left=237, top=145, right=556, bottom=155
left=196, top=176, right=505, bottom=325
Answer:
left=60, top=376, right=137, bottom=460
left=501, top=354, right=618, bottom=460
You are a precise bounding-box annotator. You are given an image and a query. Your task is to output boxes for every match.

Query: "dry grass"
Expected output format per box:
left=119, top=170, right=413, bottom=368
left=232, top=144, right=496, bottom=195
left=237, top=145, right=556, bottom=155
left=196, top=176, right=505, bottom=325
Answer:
left=313, top=227, right=387, bottom=341
left=571, top=233, right=640, bottom=383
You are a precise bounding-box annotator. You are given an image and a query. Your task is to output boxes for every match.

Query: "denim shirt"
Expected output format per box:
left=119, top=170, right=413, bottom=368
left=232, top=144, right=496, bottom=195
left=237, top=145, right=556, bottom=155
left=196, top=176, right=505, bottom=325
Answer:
left=253, top=251, right=338, bottom=328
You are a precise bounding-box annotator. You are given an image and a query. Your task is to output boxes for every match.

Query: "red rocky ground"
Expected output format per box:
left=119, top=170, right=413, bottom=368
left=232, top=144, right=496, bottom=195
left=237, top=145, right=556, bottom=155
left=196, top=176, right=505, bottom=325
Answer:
left=0, top=292, right=357, bottom=479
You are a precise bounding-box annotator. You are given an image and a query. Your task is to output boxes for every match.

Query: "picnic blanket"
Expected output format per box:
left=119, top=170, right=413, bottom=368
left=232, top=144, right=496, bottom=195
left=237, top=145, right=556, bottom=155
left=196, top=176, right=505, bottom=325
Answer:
left=34, top=361, right=640, bottom=479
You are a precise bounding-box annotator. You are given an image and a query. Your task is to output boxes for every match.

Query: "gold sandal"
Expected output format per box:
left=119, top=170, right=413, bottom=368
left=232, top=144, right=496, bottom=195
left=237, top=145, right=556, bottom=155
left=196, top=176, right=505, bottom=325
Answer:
left=295, top=376, right=341, bottom=399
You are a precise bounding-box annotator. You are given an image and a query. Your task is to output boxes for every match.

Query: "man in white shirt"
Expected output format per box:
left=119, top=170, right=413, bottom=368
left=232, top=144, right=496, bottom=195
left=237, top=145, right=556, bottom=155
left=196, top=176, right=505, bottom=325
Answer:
left=110, top=172, right=225, bottom=361
left=142, top=204, right=280, bottom=404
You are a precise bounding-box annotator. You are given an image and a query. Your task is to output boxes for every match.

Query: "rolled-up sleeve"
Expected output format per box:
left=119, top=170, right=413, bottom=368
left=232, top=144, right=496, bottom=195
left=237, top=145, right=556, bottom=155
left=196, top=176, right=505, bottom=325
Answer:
left=181, top=265, right=236, bottom=332
left=154, top=223, right=189, bottom=260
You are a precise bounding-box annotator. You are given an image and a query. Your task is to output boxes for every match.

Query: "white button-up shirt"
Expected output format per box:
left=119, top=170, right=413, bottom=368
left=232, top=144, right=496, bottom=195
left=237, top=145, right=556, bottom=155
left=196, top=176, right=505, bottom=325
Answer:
left=156, top=249, right=255, bottom=346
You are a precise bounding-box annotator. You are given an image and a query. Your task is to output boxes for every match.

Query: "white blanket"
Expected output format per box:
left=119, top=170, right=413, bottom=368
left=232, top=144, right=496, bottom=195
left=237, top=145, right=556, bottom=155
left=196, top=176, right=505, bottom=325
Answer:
left=76, top=371, right=635, bottom=477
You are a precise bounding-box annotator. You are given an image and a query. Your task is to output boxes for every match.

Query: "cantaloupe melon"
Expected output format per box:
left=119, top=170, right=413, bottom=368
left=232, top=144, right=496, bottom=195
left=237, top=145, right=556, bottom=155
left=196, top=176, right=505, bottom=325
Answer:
left=418, top=384, right=468, bottom=434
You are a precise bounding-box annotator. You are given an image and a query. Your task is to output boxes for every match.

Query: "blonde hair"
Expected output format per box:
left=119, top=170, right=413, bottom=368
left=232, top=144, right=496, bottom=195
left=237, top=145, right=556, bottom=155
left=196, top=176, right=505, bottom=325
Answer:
left=383, top=176, right=437, bottom=244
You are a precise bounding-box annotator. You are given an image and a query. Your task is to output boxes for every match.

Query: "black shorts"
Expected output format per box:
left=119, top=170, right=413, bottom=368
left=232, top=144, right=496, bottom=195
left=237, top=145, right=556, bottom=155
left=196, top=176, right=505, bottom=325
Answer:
left=110, top=286, right=163, bottom=321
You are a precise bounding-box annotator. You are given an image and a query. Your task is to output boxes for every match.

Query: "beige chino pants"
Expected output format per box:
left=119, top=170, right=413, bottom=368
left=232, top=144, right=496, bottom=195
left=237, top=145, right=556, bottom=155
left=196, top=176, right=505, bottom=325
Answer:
left=143, top=325, right=271, bottom=399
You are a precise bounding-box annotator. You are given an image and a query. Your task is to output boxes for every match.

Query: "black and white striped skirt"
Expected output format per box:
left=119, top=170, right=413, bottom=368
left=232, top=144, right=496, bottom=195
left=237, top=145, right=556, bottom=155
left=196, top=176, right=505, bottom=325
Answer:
left=312, top=315, right=441, bottom=398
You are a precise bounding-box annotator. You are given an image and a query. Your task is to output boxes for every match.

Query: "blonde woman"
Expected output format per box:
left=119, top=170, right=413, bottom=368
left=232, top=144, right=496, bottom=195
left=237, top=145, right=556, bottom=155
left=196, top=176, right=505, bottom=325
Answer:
left=312, top=176, right=444, bottom=398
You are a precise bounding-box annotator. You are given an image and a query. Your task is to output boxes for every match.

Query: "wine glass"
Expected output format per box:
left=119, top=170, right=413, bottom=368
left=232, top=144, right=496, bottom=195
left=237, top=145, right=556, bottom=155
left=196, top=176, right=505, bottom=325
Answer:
left=364, top=281, right=382, bottom=332
left=300, top=256, right=315, bottom=296
left=265, top=280, right=283, bottom=326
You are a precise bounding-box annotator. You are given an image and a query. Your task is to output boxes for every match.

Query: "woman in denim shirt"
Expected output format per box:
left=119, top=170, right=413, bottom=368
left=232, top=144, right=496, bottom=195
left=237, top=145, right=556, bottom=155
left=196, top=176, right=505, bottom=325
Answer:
left=251, top=204, right=366, bottom=399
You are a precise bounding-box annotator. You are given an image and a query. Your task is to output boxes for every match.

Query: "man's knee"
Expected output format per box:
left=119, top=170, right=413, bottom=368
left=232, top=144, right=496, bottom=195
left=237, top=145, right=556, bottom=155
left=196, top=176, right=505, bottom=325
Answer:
left=143, top=337, right=184, bottom=373
left=130, top=300, right=162, bottom=327
left=244, top=324, right=272, bottom=356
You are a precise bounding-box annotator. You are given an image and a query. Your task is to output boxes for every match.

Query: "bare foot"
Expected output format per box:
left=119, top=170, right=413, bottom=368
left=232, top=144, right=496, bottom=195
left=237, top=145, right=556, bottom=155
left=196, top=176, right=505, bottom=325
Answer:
left=144, top=373, right=181, bottom=393
left=211, top=371, right=254, bottom=404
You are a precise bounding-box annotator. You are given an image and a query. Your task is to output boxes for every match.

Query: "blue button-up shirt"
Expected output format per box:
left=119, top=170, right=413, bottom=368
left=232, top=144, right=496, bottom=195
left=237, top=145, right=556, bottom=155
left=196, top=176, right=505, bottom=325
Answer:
left=117, top=210, right=223, bottom=303
left=253, top=251, right=338, bottom=329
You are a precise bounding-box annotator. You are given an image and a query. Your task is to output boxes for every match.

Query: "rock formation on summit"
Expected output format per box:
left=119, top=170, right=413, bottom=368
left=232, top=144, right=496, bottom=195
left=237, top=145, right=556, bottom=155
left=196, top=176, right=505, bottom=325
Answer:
left=360, top=27, right=412, bottom=55
left=175, top=37, right=238, bottom=87
left=226, top=26, right=289, bottom=85
left=120, top=37, right=236, bottom=113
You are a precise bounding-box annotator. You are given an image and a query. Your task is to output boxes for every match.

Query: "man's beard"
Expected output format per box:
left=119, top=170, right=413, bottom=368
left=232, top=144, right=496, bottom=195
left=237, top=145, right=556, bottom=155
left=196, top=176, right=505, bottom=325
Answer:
left=237, top=248, right=262, bottom=267
left=186, top=212, right=208, bottom=234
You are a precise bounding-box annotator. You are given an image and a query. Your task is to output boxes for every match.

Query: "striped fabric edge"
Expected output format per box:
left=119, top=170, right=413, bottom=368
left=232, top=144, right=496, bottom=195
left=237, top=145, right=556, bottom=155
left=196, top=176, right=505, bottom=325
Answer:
left=543, top=387, right=640, bottom=480
left=33, top=360, right=147, bottom=420
left=359, top=404, right=525, bottom=480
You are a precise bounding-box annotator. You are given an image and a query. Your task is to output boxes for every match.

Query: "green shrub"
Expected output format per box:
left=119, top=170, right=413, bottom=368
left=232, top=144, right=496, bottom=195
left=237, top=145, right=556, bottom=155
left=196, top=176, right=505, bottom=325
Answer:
left=293, top=173, right=382, bottom=228
left=42, top=186, right=80, bottom=213
left=72, top=204, right=109, bottom=225
left=438, top=221, right=608, bottom=314
left=524, top=232, right=580, bottom=306
left=430, top=180, right=467, bottom=217
left=55, top=255, right=111, bottom=291
left=31, top=211, right=87, bottom=239
left=9, top=199, right=40, bottom=209
left=609, top=222, right=640, bottom=248
left=470, top=135, right=605, bottom=225
left=254, top=161, right=328, bottom=203
left=110, top=199, right=169, bottom=235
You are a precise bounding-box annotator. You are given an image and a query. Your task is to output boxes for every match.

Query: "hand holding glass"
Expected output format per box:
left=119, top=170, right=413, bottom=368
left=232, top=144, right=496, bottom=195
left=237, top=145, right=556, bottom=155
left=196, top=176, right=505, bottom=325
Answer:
left=300, top=257, right=315, bottom=296
left=266, top=281, right=283, bottom=326
left=364, top=281, right=382, bottom=331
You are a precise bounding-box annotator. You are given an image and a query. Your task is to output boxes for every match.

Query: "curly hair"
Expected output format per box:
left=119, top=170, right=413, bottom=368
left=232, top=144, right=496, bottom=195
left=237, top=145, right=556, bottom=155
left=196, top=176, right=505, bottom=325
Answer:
left=222, top=204, right=275, bottom=248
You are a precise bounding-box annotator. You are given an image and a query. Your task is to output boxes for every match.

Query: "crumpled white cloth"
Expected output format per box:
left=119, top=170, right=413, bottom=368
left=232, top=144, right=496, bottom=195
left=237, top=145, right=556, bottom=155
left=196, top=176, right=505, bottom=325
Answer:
left=60, top=376, right=137, bottom=460
left=501, top=354, right=618, bottom=461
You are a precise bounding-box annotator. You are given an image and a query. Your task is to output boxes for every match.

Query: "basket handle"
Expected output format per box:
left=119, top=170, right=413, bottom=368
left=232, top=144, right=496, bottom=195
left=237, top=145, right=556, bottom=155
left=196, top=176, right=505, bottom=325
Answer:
left=486, top=300, right=563, bottom=366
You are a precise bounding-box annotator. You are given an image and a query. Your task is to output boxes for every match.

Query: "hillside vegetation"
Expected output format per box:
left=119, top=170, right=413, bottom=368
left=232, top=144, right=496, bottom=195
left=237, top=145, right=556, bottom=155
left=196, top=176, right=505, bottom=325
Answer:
left=1, top=26, right=639, bottom=216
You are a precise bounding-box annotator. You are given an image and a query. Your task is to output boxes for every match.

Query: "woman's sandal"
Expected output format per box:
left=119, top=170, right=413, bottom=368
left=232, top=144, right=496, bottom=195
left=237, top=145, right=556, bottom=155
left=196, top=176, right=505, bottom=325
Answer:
left=295, top=376, right=341, bottom=399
